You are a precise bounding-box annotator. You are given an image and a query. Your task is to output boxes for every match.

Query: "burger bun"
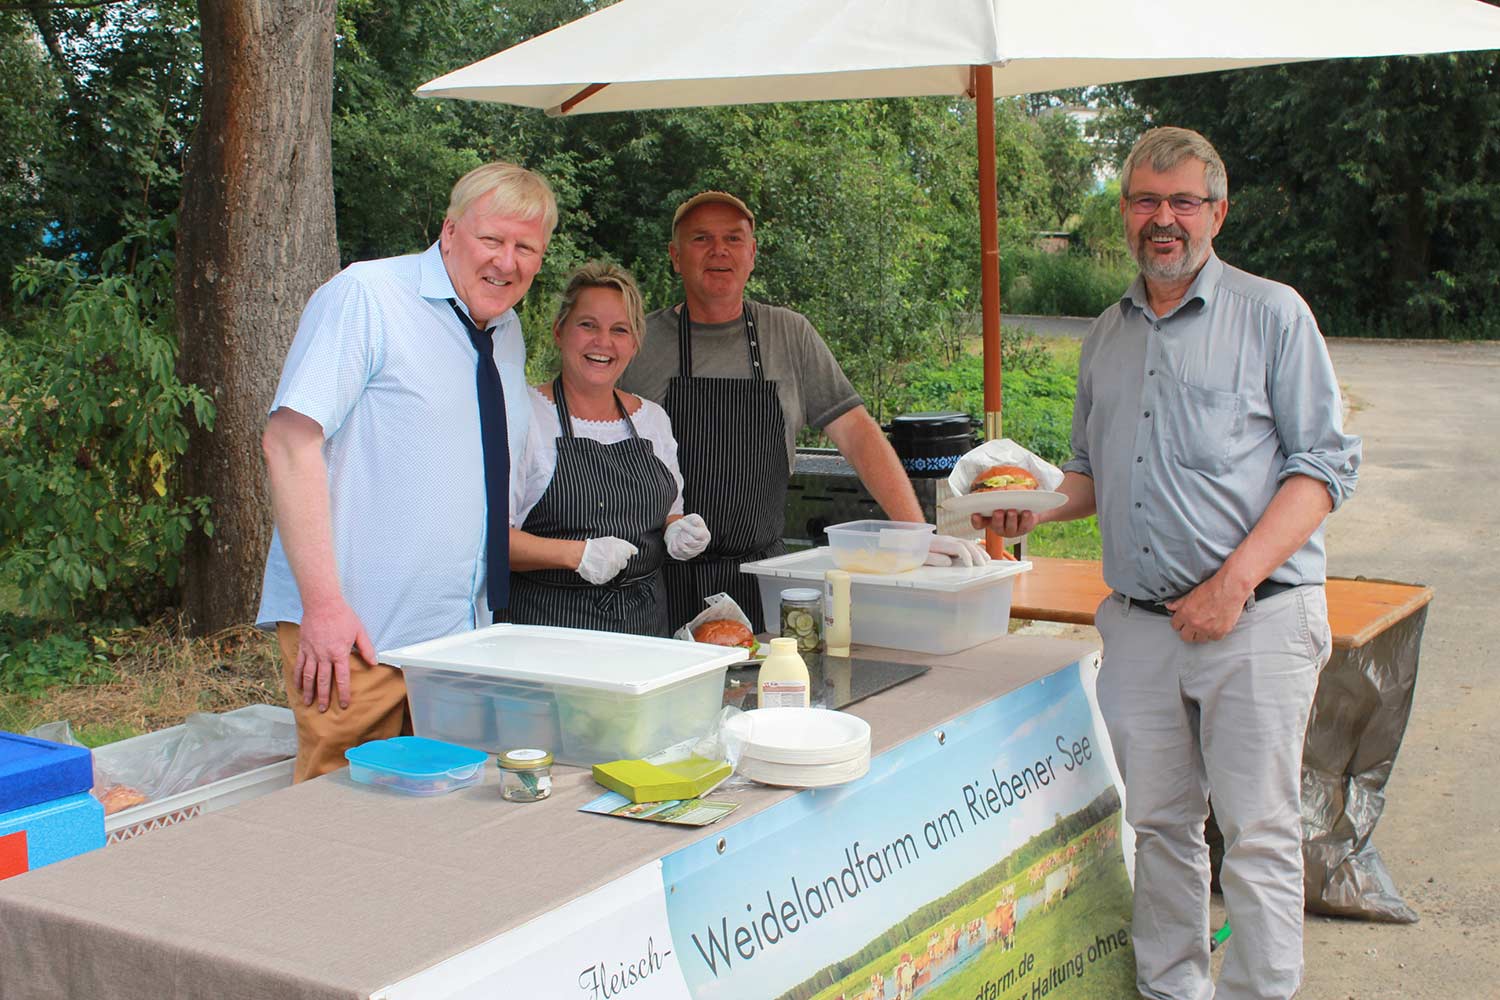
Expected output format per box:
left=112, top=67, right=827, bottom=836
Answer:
left=693, top=619, right=757, bottom=650
left=970, top=465, right=1039, bottom=493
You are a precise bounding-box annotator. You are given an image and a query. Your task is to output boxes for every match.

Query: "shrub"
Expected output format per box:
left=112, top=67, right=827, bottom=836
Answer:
left=1001, top=246, right=1135, bottom=318
left=0, top=614, right=116, bottom=696
left=883, top=331, right=1076, bottom=465
left=1, top=220, right=215, bottom=620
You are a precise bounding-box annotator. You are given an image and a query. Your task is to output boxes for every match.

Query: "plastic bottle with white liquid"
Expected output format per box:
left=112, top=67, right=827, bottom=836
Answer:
left=757, top=637, right=810, bottom=709
left=824, top=569, right=852, bottom=657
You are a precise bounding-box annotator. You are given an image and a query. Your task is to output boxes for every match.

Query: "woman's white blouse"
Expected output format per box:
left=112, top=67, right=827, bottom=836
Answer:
left=510, top=385, right=686, bottom=527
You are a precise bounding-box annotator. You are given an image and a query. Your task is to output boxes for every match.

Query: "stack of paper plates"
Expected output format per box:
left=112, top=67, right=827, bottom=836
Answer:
left=723, top=708, right=871, bottom=788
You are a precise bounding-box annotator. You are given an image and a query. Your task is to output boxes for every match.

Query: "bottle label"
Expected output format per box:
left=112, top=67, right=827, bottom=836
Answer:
left=760, top=680, right=809, bottom=709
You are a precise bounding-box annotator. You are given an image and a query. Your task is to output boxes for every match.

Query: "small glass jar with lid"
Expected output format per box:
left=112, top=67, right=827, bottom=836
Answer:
left=779, top=587, right=824, bottom=654
left=497, top=748, right=553, bottom=802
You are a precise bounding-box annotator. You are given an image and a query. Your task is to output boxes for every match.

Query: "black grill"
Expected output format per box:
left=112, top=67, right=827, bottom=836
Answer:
left=784, top=448, right=965, bottom=549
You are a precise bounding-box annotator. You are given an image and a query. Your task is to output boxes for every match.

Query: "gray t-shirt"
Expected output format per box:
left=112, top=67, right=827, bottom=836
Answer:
left=618, top=300, right=862, bottom=472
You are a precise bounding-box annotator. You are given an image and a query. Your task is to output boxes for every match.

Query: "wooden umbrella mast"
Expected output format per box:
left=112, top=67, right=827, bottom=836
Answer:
left=972, top=65, right=1002, bottom=441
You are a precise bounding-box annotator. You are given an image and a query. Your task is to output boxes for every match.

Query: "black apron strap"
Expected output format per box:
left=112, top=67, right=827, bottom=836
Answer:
left=553, top=376, right=639, bottom=439
left=677, top=303, right=762, bottom=381
left=664, top=300, right=788, bottom=631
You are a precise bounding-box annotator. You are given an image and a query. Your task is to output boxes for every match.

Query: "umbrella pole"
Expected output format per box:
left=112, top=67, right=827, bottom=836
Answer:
left=974, top=67, right=1011, bottom=560
left=974, top=65, right=1002, bottom=443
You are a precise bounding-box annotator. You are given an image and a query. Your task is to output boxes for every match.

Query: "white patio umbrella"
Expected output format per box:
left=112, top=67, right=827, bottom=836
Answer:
left=420, top=0, right=1500, bottom=436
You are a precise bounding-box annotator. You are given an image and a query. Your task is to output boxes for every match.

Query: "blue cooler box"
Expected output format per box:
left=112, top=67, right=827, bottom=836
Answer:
left=0, top=732, right=94, bottom=813
left=0, top=732, right=104, bottom=879
left=0, top=794, right=106, bottom=877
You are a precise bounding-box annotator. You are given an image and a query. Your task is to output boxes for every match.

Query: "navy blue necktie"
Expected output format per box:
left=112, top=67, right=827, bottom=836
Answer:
left=449, top=300, right=510, bottom=619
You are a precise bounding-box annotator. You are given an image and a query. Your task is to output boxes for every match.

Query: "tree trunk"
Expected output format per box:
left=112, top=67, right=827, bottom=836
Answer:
left=175, top=0, right=339, bottom=632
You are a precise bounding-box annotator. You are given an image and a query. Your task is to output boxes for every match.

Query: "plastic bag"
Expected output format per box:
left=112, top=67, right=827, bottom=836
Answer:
left=142, top=710, right=296, bottom=799
left=30, top=708, right=297, bottom=811
left=628, top=706, right=754, bottom=792
left=946, top=438, right=1065, bottom=497
left=671, top=592, right=757, bottom=645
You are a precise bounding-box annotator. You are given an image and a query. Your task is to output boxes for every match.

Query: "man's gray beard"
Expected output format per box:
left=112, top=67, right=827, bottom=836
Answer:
left=1133, top=233, right=1210, bottom=284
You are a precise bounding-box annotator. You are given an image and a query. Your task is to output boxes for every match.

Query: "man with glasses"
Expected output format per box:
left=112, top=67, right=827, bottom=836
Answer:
left=977, top=127, right=1360, bottom=1000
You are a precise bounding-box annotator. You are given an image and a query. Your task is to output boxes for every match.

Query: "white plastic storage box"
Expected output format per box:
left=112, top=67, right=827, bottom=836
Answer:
left=741, top=548, right=1031, bottom=655
left=381, top=624, right=747, bottom=766
left=96, top=705, right=296, bottom=845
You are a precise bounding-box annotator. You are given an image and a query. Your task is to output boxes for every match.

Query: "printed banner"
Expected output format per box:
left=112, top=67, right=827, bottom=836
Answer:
left=659, top=658, right=1133, bottom=1000
left=374, top=861, right=691, bottom=1000
left=378, top=657, right=1132, bottom=999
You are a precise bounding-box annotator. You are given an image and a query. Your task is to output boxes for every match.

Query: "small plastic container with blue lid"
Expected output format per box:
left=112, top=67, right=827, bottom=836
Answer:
left=344, top=736, right=488, bottom=796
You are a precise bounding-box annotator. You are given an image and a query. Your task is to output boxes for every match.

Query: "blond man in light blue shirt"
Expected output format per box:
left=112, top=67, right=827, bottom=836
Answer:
left=258, top=162, right=556, bottom=781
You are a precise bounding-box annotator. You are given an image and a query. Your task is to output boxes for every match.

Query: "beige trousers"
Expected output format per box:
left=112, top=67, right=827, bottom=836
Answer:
left=1096, top=587, right=1330, bottom=1000
left=276, top=623, right=412, bottom=783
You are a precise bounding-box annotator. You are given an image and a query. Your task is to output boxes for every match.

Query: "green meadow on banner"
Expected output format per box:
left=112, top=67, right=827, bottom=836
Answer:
left=660, top=659, right=1135, bottom=1000
left=798, top=809, right=1128, bottom=1000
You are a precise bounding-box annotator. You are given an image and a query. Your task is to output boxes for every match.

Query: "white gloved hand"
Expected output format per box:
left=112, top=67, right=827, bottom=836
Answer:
left=664, top=513, right=711, bottom=561
left=577, top=536, right=639, bottom=584
left=924, top=533, right=992, bottom=568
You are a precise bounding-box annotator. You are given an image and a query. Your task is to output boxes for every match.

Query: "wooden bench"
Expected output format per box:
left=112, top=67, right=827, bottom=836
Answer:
left=1011, top=556, right=1432, bottom=648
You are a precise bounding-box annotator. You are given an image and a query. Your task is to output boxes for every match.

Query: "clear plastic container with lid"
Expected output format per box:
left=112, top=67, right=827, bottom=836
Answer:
left=344, top=736, right=487, bottom=796
left=824, top=519, right=935, bottom=574
left=497, top=748, right=553, bottom=802
left=779, top=587, right=823, bottom=653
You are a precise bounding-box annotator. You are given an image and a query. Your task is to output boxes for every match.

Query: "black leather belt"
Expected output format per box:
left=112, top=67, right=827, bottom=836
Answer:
left=1119, top=580, right=1298, bottom=616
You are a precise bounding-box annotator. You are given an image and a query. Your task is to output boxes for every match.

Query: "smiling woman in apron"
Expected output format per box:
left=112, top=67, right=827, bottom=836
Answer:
left=507, top=263, right=711, bottom=636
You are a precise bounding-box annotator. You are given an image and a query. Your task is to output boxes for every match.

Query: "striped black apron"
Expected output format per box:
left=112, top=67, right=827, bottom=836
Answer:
left=662, top=303, right=788, bottom=632
left=507, top=378, right=677, bottom=636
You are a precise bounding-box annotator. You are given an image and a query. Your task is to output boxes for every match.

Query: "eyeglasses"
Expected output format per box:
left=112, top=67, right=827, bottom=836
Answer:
left=1126, top=194, right=1216, bottom=216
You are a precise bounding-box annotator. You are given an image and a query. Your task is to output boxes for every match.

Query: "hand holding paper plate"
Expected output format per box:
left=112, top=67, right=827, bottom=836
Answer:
left=940, top=439, right=1067, bottom=518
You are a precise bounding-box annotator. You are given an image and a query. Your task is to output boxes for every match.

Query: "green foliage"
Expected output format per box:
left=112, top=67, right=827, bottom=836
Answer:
left=1002, top=246, right=1135, bottom=318
left=1, top=221, right=215, bottom=620
left=882, top=330, right=1077, bottom=466
left=0, top=2, right=201, bottom=312
left=1072, top=179, right=1128, bottom=263
left=1033, top=112, right=1098, bottom=228
left=1122, top=54, right=1500, bottom=338
left=0, top=615, right=115, bottom=696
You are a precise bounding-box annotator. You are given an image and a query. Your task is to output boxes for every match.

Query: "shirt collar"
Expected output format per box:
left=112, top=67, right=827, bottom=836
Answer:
left=1119, top=251, right=1225, bottom=321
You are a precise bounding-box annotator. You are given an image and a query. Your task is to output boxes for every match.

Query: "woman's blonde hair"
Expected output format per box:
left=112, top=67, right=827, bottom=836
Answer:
left=446, top=161, right=558, bottom=241
left=552, top=261, right=648, bottom=350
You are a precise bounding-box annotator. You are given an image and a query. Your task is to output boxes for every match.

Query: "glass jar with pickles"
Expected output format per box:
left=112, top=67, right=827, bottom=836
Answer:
left=779, top=588, right=823, bottom=654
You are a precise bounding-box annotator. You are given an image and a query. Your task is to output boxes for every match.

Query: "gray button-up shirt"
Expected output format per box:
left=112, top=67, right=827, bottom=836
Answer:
left=1063, top=253, right=1361, bottom=601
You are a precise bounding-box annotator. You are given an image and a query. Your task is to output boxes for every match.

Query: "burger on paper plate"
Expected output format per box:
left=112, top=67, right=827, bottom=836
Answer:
left=693, top=619, right=760, bottom=657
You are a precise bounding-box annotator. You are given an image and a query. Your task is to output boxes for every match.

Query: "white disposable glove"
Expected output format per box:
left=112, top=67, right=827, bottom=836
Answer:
left=577, top=536, right=639, bottom=584
left=665, top=513, right=711, bottom=561
left=924, top=533, right=992, bottom=568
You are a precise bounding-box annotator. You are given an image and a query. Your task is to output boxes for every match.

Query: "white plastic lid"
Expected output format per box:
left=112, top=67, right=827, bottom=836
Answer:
left=380, top=624, right=746, bottom=695
left=741, top=547, right=1030, bottom=592
left=780, top=587, right=821, bottom=602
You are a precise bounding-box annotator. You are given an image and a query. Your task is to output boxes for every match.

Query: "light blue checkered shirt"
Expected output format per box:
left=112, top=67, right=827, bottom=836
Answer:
left=1064, top=253, right=1361, bottom=602
left=256, top=242, right=530, bottom=650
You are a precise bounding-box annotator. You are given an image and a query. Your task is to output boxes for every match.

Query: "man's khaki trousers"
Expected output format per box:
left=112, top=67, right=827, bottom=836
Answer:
left=276, top=622, right=412, bottom=782
left=1095, top=587, right=1330, bottom=1000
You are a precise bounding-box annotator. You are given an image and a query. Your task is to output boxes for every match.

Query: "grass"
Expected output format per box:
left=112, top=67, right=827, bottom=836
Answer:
left=806, top=818, right=1133, bottom=1000
left=1027, top=517, right=1102, bottom=560
left=0, top=617, right=283, bottom=745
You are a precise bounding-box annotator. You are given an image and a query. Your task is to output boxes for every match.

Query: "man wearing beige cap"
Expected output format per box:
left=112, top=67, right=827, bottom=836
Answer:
left=619, top=190, right=986, bottom=632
